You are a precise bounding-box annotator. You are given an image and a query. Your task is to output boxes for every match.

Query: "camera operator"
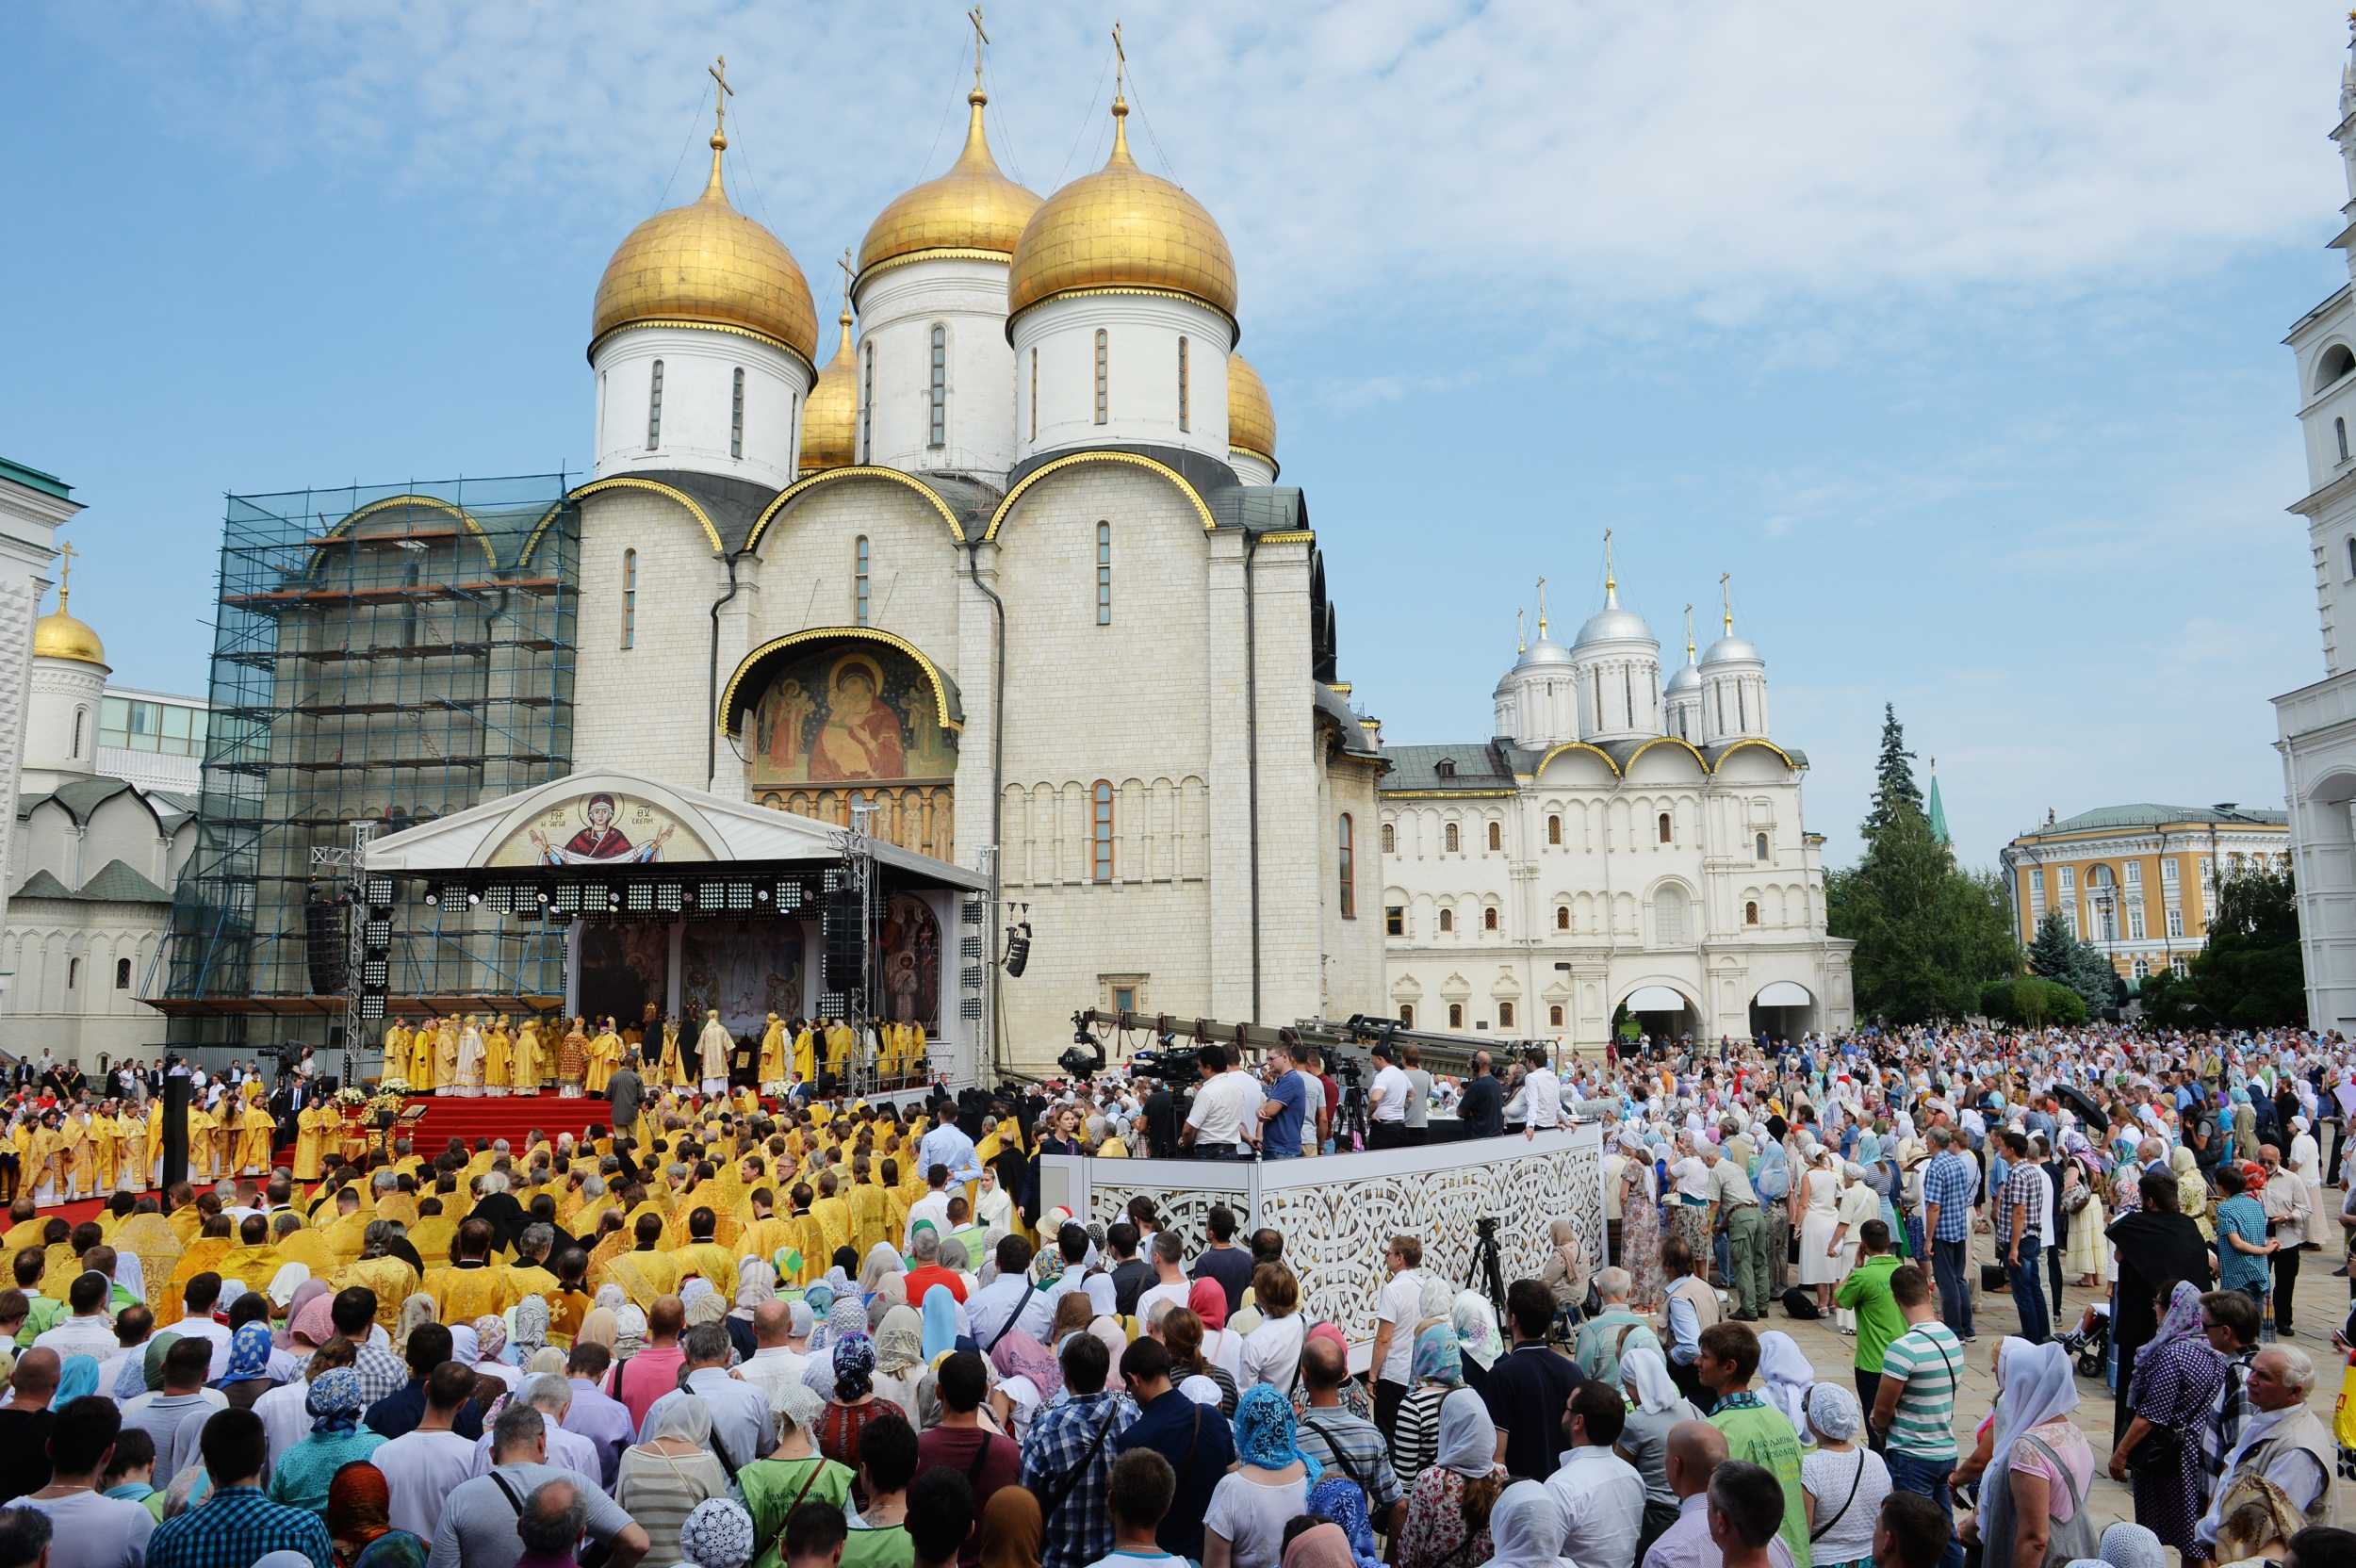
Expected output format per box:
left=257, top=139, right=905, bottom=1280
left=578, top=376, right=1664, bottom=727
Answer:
left=1178, top=1044, right=1261, bottom=1160
left=1366, top=1041, right=1413, bottom=1151
left=1253, top=1042, right=1314, bottom=1160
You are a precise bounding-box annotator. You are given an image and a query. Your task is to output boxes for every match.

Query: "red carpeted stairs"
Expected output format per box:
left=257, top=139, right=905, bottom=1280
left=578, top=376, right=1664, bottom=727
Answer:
left=397, top=1092, right=621, bottom=1152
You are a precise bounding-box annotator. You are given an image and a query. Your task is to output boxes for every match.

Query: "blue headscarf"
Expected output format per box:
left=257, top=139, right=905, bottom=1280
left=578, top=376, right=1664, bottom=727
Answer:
left=1308, top=1476, right=1383, bottom=1568
left=219, top=1322, right=275, bottom=1386
left=305, top=1366, right=365, bottom=1434
left=1411, top=1323, right=1461, bottom=1387
left=1231, top=1384, right=1321, bottom=1480
left=921, top=1283, right=959, bottom=1363
left=54, top=1354, right=99, bottom=1407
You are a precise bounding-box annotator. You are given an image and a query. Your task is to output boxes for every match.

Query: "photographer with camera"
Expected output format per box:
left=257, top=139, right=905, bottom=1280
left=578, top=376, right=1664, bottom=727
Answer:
left=1253, top=1042, right=1315, bottom=1160
left=1178, top=1044, right=1262, bottom=1161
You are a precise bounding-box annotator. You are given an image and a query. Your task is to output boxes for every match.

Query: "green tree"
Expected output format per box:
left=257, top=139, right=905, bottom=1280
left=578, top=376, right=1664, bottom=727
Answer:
left=2135, top=965, right=2201, bottom=1028
left=2193, top=868, right=2306, bottom=1026
left=1979, top=975, right=2088, bottom=1027
left=1861, top=704, right=1925, bottom=844
left=2025, top=910, right=2119, bottom=1020
left=1829, top=798, right=2018, bottom=1022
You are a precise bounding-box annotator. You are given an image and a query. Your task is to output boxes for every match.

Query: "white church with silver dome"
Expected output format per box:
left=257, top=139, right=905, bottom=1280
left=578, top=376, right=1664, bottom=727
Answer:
left=1379, top=550, right=1853, bottom=1050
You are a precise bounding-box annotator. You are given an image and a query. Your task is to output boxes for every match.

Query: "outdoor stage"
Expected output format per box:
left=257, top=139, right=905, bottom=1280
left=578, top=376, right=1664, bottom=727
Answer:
left=1039, top=1121, right=1610, bottom=1370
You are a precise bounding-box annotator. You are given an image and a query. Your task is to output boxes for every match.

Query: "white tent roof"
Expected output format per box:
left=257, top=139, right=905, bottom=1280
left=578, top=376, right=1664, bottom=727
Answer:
left=1755, top=981, right=1813, bottom=1006
left=1625, top=985, right=1690, bottom=1012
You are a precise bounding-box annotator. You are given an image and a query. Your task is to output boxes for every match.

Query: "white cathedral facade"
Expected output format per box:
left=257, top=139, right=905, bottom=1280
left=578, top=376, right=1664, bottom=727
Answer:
left=1379, top=577, right=1854, bottom=1052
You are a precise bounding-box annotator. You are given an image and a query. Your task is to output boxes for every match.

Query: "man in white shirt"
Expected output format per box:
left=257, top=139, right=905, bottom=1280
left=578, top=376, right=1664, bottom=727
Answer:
left=904, top=1166, right=954, bottom=1252
left=1548, top=1383, right=1646, bottom=1568
left=1134, top=1232, right=1192, bottom=1326
left=1180, top=1046, right=1261, bottom=1159
left=1367, top=1044, right=1413, bottom=1152
left=472, top=1373, right=606, bottom=1479
left=968, top=1234, right=1041, bottom=1350
left=735, top=1300, right=810, bottom=1412
left=373, top=1363, right=483, bottom=1537
left=171, top=1274, right=237, bottom=1380
left=16, top=1391, right=155, bottom=1565
left=1641, top=1422, right=1796, bottom=1568
left=1368, top=1234, right=1425, bottom=1440
left=1015, top=1225, right=1095, bottom=1340
left=1512, top=1048, right=1563, bottom=1138
left=32, top=1271, right=119, bottom=1364
left=638, top=1323, right=775, bottom=1469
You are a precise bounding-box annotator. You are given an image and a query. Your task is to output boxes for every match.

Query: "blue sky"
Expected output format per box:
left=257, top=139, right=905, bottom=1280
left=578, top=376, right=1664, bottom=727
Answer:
left=2, top=2, right=2346, bottom=870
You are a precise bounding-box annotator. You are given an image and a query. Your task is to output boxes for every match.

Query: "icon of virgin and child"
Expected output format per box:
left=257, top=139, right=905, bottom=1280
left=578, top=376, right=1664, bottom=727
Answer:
left=749, top=647, right=954, bottom=791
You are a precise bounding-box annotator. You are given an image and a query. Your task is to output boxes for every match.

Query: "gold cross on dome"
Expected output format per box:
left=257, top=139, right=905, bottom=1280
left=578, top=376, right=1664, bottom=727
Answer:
left=969, top=5, right=990, bottom=89
left=709, top=55, right=734, bottom=139
left=1112, top=20, right=1125, bottom=91
left=56, top=541, right=74, bottom=611
left=838, top=248, right=855, bottom=313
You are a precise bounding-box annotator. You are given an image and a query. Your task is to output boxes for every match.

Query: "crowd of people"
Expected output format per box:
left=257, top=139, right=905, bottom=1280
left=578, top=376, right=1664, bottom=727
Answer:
left=0, top=1021, right=2342, bottom=1568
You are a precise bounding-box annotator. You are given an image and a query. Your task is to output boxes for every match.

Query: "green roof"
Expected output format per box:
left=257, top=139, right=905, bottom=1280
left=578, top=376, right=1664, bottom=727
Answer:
left=1927, top=771, right=1951, bottom=847
left=0, top=459, right=71, bottom=502
left=2034, top=802, right=2287, bottom=836
left=12, top=860, right=171, bottom=904
left=11, top=871, right=73, bottom=901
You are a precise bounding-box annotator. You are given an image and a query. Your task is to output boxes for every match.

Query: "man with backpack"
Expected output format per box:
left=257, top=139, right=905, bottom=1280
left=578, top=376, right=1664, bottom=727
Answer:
left=1114, top=1336, right=1235, bottom=1560
left=1292, top=1334, right=1403, bottom=1532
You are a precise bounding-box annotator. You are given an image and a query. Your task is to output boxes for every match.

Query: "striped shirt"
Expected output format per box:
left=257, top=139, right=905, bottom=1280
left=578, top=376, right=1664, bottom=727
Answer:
left=1877, top=1322, right=1962, bottom=1461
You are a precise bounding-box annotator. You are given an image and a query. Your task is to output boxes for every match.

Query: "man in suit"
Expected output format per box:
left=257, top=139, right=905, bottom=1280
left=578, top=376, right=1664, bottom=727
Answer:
left=605, top=1054, right=644, bottom=1135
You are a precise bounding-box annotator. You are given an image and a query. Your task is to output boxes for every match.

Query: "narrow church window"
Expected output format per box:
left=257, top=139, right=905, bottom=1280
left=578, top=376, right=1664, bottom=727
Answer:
left=2339, top=416, right=2348, bottom=463
left=1445, top=823, right=1460, bottom=853
left=1658, top=812, right=1672, bottom=844
left=72, top=709, right=84, bottom=758
left=1482, top=906, right=1499, bottom=931
left=854, top=536, right=872, bottom=625
left=1439, top=907, right=1454, bottom=933
left=1549, top=1004, right=1564, bottom=1027
left=1547, top=814, right=1562, bottom=845
left=1177, top=335, right=1190, bottom=433
left=731, top=368, right=745, bottom=458
left=1448, top=1004, right=1463, bottom=1028
left=1092, top=780, right=1115, bottom=882
left=1716, top=684, right=1726, bottom=732
left=1756, top=832, right=1769, bottom=861
left=115, top=957, right=131, bottom=989
left=2347, top=534, right=2355, bottom=580
left=621, top=550, right=637, bottom=649
left=1386, top=906, right=1404, bottom=936
left=1623, top=667, right=1634, bottom=729
left=929, top=325, right=948, bottom=448
left=1595, top=669, right=1604, bottom=725
left=66, top=958, right=78, bottom=990
left=1381, top=822, right=1395, bottom=855
left=861, top=342, right=875, bottom=461
left=1555, top=906, right=1569, bottom=930
left=1338, top=814, right=1355, bottom=919
left=1029, top=348, right=1039, bottom=442
left=1097, top=522, right=1113, bottom=626
left=646, top=360, right=664, bottom=449
left=1094, top=330, right=1109, bottom=424
left=1399, top=1004, right=1415, bottom=1026
left=1486, top=822, right=1502, bottom=852
left=1738, top=683, right=1748, bottom=731
left=1498, top=1001, right=1515, bottom=1028
left=1744, top=901, right=1759, bottom=925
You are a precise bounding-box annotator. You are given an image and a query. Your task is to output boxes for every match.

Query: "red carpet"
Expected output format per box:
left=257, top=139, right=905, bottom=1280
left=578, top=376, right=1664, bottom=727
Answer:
left=398, top=1092, right=621, bottom=1151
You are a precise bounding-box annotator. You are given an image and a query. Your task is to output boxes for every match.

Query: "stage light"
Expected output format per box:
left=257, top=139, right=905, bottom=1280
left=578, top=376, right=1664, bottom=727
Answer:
left=535, top=890, right=549, bottom=905
left=625, top=884, right=655, bottom=913
left=656, top=883, right=683, bottom=914
left=361, top=959, right=388, bottom=987
left=466, top=891, right=483, bottom=906
left=364, top=876, right=395, bottom=905
left=756, top=888, right=769, bottom=902
left=423, top=890, right=438, bottom=906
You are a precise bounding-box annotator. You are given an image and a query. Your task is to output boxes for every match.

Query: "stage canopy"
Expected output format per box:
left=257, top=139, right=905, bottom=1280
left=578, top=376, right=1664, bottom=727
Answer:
left=1624, top=985, right=1690, bottom=1012
left=1754, top=981, right=1813, bottom=1006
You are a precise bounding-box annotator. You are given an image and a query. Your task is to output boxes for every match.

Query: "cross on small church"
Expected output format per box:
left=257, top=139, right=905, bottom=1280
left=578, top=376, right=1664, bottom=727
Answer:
left=1111, top=20, right=1125, bottom=91
left=968, top=5, right=990, bottom=88
left=709, top=54, right=734, bottom=139
left=55, top=541, right=75, bottom=611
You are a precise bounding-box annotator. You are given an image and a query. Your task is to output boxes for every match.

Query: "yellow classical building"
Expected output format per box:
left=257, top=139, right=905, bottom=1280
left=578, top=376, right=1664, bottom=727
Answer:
left=2000, top=803, right=2289, bottom=984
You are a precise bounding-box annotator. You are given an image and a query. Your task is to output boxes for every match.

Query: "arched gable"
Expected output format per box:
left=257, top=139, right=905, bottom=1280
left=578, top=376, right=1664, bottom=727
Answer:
left=566, top=476, right=724, bottom=554
left=984, top=450, right=1215, bottom=542
left=718, top=626, right=963, bottom=743
left=310, top=493, right=500, bottom=572
left=744, top=466, right=967, bottom=554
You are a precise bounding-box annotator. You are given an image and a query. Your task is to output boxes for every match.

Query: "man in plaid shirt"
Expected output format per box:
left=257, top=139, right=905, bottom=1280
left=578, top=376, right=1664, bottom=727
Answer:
left=1994, top=1129, right=2050, bottom=1342
left=1018, top=1332, right=1137, bottom=1568
left=1919, top=1127, right=1977, bottom=1341
left=328, top=1286, right=411, bottom=1403
left=146, top=1408, right=335, bottom=1568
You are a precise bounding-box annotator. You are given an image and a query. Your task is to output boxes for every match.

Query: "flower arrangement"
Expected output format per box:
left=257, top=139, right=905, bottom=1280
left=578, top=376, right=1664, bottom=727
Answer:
left=365, top=1088, right=406, bottom=1120
left=334, top=1086, right=368, bottom=1109
left=376, top=1076, right=413, bottom=1098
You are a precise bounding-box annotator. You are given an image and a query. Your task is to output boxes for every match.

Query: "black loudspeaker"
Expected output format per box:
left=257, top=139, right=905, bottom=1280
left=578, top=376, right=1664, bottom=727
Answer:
left=304, top=893, right=349, bottom=995
left=823, top=890, right=863, bottom=990
left=160, top=1070, right=190, bottom=1193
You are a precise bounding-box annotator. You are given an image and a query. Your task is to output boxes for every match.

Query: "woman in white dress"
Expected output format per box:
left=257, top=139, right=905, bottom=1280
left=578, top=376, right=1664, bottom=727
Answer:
left=1795, top=1147, right=1842, bottom=1311
left=1827, top=1162, right=1879, bottom=1331
left=2291, top=1116, right=2332, bottom=1249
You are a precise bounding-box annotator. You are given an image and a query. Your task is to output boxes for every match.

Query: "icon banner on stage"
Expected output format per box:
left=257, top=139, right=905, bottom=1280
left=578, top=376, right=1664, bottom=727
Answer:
left=487, top=792, right=716, bottom=868
left=681, top=922, right=804, bottom=1038
left=746, top=642, right=956, bottom=860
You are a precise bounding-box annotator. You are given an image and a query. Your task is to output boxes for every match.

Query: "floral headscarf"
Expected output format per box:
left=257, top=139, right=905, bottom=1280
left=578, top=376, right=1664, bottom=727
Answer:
left=306, top=1367, right=366, bottom=1434
left=734, top=1257, right=777, bottom=1317
left=1450, top=1292, right=1502, bottom=1370
left=614, top=1304, right=649, bottom=1361
left=874, top=1306, right=924, bottom=1376
left=394, top=1293, right=437, bottom=1356
left=2135, top=1280, right=2206, bottom=1372
left=471, top=1314, right=508, bottom=1364
left=511, top=1296, right=550, bottom=1363
left=594, top=1283, right=626, bottom=1315
left=288, top=1289, right=335, bottom=1350
left=990, top=1329, right=1062, bottom=1401
left=1232, top=1383, right=1322, bottom=1480
left=677, top=1496, right=758, bottom=1568
left=830, top=1333, right=876, bottom=1402
left=221, top=1323, right=275, bottom=1386
left=1307, top=1476, right=1383, bottom=1568
left=1412, top=1323, right=1462, bottom=1386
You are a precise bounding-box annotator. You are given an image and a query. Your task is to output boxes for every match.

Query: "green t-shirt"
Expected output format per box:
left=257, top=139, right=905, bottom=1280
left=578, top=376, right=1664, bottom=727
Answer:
left=741, top=1456, right=857, bottom=1568
left=1711, top=1391, right=1811, bottom=1568
left=1833, top=1254, right=1906, bottom=1372
left=843, top=1524, right=916, bottom=1568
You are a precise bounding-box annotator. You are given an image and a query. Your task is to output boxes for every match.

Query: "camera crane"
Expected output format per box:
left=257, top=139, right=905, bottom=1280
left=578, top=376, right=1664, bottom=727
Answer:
left=1067, top=1007, right=1550, bottom=1084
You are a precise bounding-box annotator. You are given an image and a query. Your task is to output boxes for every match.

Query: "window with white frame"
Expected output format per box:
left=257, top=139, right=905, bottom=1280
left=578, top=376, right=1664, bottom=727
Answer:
left=2057, top=865, right=2074, bottom=893
left=2167, top=907, right=2184, bottom=938
left=928, top=324, right=947, bottom=448
left=1094, top=330, right=1109, bottom=423
left=2128, top=907, right=2146, bottom=940
left=1096, top=522, right=1112, bottom=626
left=731, top=367, right=745, bottom=458
left=646, top=360, right=664, bottom=449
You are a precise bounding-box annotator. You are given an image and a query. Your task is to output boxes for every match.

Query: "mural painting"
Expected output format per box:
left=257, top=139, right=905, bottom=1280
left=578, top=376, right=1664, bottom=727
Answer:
left=487, top=792, right=713, bottom=867
left=747, top=644, right=957, bottom=859
left=878, top=892, right=941, bottom=1030
left=681, top=921, right=805, bottom=1038
left=577, top=922, right=669, bottom=1031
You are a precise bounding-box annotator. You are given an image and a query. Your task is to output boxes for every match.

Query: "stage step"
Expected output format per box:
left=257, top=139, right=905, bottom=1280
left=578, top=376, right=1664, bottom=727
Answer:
left=397, top=1093, right=619, bottom=1152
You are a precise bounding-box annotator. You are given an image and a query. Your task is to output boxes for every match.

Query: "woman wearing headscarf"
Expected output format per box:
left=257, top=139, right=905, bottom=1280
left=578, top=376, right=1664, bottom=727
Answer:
left=1307, top=1474, right=1385, bottom=1568
left=2095, top=1521, right=2168, bottom=1568
left=1473, top=1481, right=1571, bottom=1568
left=1448, top=1292, right=1501, bottom=1396
left=2170, top=1144, right=2214, bottom=1240
left=1799, top=1385, right=1889, bottom=1568
left=215, top=1324, right=278, bottom=1411
left=859, top=1242, right=904, bottom=1300
left=1755, top=1331, right=1813, bottom=1446
left=1390, top=1325, right=1464, bottom=1491
left=2060, top=1134, right=2109, bottom=1289
left=1752, top=1134, right=1792, bottom=1298
left=611, top=1302, right=651, bottom=1364
left=268, top=1369, right=386, bottom=1515
left=1538, top=1218, right=1589, bottom=1319
left=1618, top=1348, right=1701, bottom=1562
left=1958, top=1339, right=2095, bottom=1568
left=2288, top=1116, right=2331, bottom=1250
left=1395, top=1388, right=1507, bottom=1568
left=325, top=1460, right=428, bottom=1568
left=509, top=1295, right=551, bottom=1369
left=615, top=1394, right=734, bottom=1566
left=1205, top=1385, right=1319, bottom=1568
left=466, top=1315, right=517, bottom=1394
left=1284, top=1521, right=1362, bottom=1568
left=2106, top=1282, right=2226, bottom=1555
left=677, top=1497, right=760, bottom=1568
left=988, top=1323, right=1062, bottom=1407
left=815, top=1334, right=887, bottom=1468
left=2104, top=1168, right=2213, bottom=1437
left=1797, top=1145, right=1844, bottom=1315
left=978, top=1484, right=1043, bottom=1568
left=1828, top=1161, right=1880, bottom=1331
left=919, top=1283, right=961, bottom=1364
left=730, top=1256, right=778, bottom=1364
left=1189, top=1278, right=1246, bottom=1384
left=741, top=1381, right=857, bottom=1568
left=871, top=1305, right=926, bottom=1425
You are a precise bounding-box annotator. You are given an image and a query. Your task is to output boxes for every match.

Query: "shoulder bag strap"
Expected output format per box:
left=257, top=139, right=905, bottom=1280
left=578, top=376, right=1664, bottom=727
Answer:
left=2021, top=1433, right=2086, bottom=1518
left=491, top=1470, right=527, bottom=1516
left=1301, top=1416, right=1375, bottom=1495
left=985, top=1281, right=1047, bottom=1354
left=1039, top=1406, right=1122, bottom=1526
left=1809, top=1450, right=1866, bottom=1542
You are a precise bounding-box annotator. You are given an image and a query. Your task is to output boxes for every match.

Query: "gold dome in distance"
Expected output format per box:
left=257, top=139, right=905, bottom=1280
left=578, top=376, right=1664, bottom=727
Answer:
left=859, top=89, right=1041, bottom=281
left=590, top=79, right=819, bottom=368
left=33, top=549, right=105, bottom=667
left=1227, top=351, right=1277, bottom=467
left=801, top=307, right=859, bottom=475
left=1006, top=95, right=1237, bottom=327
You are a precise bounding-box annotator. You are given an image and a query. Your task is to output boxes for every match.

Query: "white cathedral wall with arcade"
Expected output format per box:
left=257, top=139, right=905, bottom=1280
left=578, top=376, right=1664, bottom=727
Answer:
left=1040, top=1122, right=1607, bottom=1367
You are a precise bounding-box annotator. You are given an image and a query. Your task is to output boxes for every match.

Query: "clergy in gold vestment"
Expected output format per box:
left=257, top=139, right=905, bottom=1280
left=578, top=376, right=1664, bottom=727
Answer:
left=292, top=1103, right=330, bottom=1183
left=597, top=1224, right=680, bottom=1312
left=237, top=1102, right=275, bottom=1177
left=112, top=1212, right=181, bottom=1315
left=557, top=1018, right=589, bottom=1097
left=758, top=1015, right=788, bottom=1091
left=657, top=1021, right=689, bottom=1089
left=483, top=1016, right=514, bottom=1096
left=847, top=1176, right=889, bottom=1256
left=218, top=1217, right=281, bottom=1295
left=584, top=1021, right=622, bottom=1095
left=794, top=1026, right=816, bottom=1085
left=513, top=1016, right=543, bottom=1091
left=424, top=1256, right=513, bottom=1324
left=433, top=1018, right=461, bottom=1096
left=406, top=1020, right=437, bottom=1091
left=825, top=1021, right=855, bottom=1079
left=160, top=1220, right=237, bottom=1325
left=695, top=1011, right=730, bottom=1093
left=90, top=1109, right=118, bottom=1197
left=334, top=1250, right=420, bottom=1331
left=270, top=1217, right=337, bottom=1279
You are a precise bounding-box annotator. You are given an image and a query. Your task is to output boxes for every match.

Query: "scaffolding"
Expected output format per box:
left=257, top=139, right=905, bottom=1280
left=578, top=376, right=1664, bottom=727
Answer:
left=158, top=475, right=580, bottom=1059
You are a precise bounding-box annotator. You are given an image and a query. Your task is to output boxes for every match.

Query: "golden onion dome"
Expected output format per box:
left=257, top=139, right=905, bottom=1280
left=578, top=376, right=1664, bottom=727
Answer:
left=1227, top=351, right=1277, bottom=469
left=33, top=572, right=105, bottom=668
left=1006, top=96, right=1236, bottom=329
left=589, top=126, right=819, bottom=368
left=859, top=90, right=1041, bottom=282
left=800, top=308, right=859, bottom=475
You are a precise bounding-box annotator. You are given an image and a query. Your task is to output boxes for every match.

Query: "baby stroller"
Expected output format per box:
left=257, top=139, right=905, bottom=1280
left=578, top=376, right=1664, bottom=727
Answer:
left=2058, top=1300, right=2110, bottom=1380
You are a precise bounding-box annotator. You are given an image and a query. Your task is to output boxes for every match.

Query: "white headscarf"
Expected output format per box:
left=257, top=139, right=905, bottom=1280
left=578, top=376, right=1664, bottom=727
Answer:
left=1478, top=1481, right=1572, bottom=1568
left=1757, top=1331, right=1814, bottom=1440
left=1980, top=1338, right=2078, bottom=1531
left=1435, top=1387, right=1498, bottom=1478
left=647, top=1393, right=714, bottom=1448
left=1619, top=1347, right=1680, bottom=1415
left=1452, top=1292, right=1503, bottom=1371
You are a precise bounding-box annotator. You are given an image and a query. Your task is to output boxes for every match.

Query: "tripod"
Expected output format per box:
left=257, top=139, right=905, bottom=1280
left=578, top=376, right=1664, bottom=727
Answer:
left=1464, top=1216, right=1508, bottom=1333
